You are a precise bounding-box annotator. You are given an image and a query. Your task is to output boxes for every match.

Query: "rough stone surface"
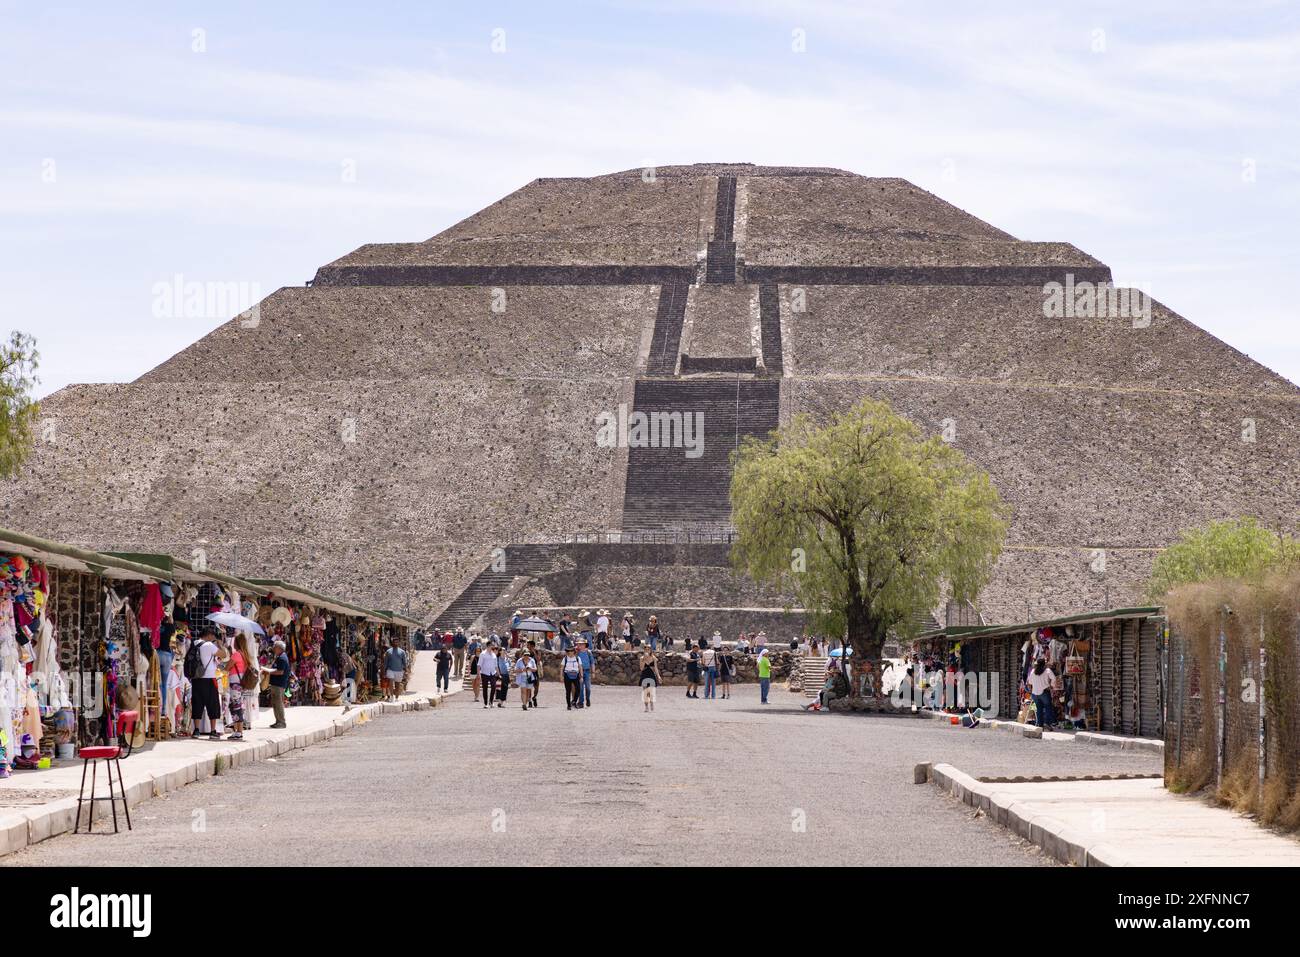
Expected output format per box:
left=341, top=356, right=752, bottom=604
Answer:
left=4, top=162, right=1296, bottom=627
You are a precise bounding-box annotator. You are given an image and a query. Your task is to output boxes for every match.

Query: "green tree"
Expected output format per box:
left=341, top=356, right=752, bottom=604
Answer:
left=730, top=398, right=1008, bottom=667
left=1147, top=516, right=1298, bottom=600
left=0, top=331, right=40, bottom=479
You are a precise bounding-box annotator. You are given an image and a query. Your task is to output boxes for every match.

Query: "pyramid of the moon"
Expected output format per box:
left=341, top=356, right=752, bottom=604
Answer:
left=6, top=163, right=1298, bottom=627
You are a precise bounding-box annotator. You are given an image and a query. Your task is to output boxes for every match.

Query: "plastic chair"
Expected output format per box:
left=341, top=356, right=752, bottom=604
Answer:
left=74, top=709, right=139, bottom=834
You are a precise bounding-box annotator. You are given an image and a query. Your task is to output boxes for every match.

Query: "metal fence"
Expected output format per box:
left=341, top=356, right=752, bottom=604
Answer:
left=1164, top=578, right=1300, bottom=828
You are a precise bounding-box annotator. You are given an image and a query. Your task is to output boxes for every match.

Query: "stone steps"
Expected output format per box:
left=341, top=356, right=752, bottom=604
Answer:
left=758, top=282, right=783, bottom=373
left=704, top=176, right=738, bottom=283
left=621, top=377, right=780, bottom=532
left=646, top=282, right=689, bottom=375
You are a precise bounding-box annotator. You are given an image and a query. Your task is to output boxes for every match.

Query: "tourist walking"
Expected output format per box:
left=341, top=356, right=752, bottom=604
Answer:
left=717, top=646, right=736, bottom=699
left=595, top=609, right=611, bottom=650
left=621, top=612, right=635, bottom=649
left=526, top=639, right=541, bottom=707
left=452, top=628, right=467, bottom=677
left=1026, top=658, right=1057, bottom=727
left=757, top=648, right=771, bottom=704
left=561, top=645, right=584, bottom=709
left=495, top=644, right=512, bottom=707
left=576, top=637, right=594, bottom=708
left=188, top=625, right=223, bottom=739
left=267, top=638, right=291, bottom=729
left=646, top=614, right=661, bottom=651
left=685, top=640, right=701, bottom=698
left=469, top=648, right=480, bottom=697
left=515, top=648, right=536, bottom=709
left=383, top=638, right=408, bottom=702
left=639, top=649, right=661, bottom=713
left=701, top=640, right=718, bottom=700
left=435, top=643, right=452, bottom=692
left=479, top=643, right=499, bottom=708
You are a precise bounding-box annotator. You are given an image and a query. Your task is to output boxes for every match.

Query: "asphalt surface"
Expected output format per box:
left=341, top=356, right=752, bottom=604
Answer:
left=4, top=685, right=1161, bottom=867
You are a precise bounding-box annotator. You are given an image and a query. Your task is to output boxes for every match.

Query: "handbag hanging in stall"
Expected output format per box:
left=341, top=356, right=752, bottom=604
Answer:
left=1064, top=640, right=1086, bottom=676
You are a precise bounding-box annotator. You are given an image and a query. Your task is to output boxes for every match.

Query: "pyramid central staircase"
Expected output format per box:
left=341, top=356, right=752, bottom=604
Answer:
left=431, top=172, right=787, bottom=630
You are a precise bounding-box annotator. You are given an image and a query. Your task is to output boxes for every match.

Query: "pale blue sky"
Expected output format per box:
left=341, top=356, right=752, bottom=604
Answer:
left=4, top=0, right=1298, bottom=397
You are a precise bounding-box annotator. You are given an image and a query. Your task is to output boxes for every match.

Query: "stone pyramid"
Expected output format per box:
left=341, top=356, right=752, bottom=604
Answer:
left=7, top=163, right=1298, bottom=626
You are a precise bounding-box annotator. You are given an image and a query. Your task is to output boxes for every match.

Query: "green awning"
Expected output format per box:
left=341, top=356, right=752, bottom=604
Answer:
left=917, top=605, right=1164, bottom=643
left=1, top=527, right=169, bottom=582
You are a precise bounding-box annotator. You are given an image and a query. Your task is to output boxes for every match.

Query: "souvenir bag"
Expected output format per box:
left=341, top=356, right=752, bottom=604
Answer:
left=1064, top=641, right=1086, bottom=676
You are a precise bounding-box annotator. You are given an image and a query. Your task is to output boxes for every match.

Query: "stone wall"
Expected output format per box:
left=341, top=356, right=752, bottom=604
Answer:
left=141, top=284, right=655, bottom=384
left=784, top=286, right=1292, bottom=394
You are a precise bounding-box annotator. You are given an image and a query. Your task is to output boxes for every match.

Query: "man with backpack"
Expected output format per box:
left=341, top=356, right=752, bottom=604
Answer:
left=186, top=625, right=223, bottom=739
left=452, top=628, right=468, bottom=678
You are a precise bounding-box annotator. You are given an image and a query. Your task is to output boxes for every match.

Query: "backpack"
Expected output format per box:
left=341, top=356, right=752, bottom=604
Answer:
left=183, top=640, right=205, bottom=680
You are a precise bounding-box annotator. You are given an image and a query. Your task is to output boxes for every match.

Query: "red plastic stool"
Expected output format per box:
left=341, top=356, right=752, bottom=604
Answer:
left=74, top=710, right=139, bottom=834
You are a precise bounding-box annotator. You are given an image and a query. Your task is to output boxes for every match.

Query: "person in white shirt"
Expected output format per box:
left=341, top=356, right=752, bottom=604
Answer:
left=701, top=641, right=719, bottom=700
left=190, top=626, right=222, bottom=739
left=515, top=650, right=536, bottom=710
left=561, top=647, right=584, bottom=709
left=1025, top=658, right=1057, bottom=727
left=595, top=612, right=611, bottom=650
left=478, top=645, right=500, bottom=709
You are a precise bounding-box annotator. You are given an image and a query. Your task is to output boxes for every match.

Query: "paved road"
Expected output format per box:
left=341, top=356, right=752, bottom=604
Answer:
left=4, top=685, right=1160, bottom=867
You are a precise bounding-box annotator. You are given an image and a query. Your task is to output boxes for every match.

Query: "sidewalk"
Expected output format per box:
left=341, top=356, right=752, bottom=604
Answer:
left=928, top=762, right=1300, bottom=866
left=1, top=652, right=457, bottom=858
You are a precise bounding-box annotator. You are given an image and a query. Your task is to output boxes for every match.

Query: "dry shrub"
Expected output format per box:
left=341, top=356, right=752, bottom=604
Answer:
left=1217, top=754, right=1260, bottom=815
left=1166, top=571, right=1300, bottom=828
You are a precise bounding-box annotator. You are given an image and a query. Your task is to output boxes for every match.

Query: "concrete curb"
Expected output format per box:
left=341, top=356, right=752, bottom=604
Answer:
left=0, top=690, right=452, bottom=860
left=920, top=709, right=1162, bottom=750
left=925, top=762, right=1136, bottom=867
left=1075, top=731, right=1164, bottom=755
left=919, top=709, right=1046, bottom=739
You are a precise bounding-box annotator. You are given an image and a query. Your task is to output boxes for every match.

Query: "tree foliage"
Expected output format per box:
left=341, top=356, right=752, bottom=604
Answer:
left=0, top=331, right=40, bottom=479
left=730, top=398, right=1008, bottom=661
left=1147, top=516, right=1298, bottom=600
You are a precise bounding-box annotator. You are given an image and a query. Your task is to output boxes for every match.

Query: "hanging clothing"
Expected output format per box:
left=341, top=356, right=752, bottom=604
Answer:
left=140, top=583, right=164, bottom=645
left=103, top=587, right=127, bottom=641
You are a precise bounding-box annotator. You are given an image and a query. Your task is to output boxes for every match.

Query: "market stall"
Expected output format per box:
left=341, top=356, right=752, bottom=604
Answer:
left=245, top=580, right=398, bottom=705
left=1, top=528, right=172, bottom=775
left=912, top=606, right=1166, bottom=736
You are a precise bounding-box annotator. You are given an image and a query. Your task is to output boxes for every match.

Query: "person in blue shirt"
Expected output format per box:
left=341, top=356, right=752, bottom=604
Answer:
left=576, top=637, right=595, bottom=709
